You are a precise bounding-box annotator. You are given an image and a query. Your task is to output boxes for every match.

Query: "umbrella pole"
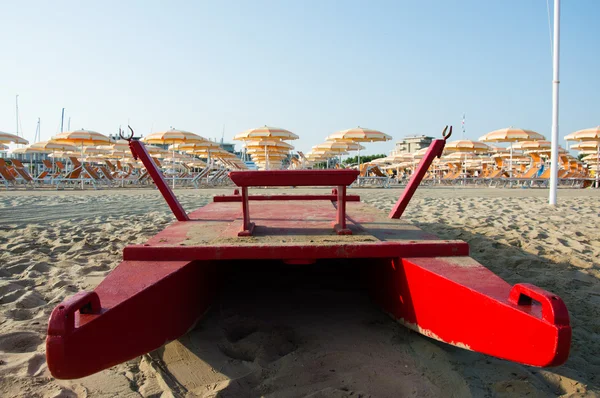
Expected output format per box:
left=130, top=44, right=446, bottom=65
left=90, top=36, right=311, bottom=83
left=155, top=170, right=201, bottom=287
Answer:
left=171, top=144, right=176, bottom=189
left=596, top=146, right=600, bottom=189
left=265, top=145, right=268, bottom=171
left=509, top=144, right=513, bottom=179
left=81, top=143, right=84, bottom=190
left=463, top=154, right=466, bottom=185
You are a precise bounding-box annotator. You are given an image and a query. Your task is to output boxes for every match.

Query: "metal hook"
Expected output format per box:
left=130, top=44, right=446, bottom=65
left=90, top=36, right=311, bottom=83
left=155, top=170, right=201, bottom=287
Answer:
left=120, top=125, right=134, bottom=141
left=442, top=125, right=452, bottom=141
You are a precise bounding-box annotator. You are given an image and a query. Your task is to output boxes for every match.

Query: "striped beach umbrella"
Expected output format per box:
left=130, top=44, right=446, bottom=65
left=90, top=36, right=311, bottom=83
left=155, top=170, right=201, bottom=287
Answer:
left=0, top=131, right=29, bottom=145
left=234, top=126, right=298, bottom=141
left=565, top=126, right=600, bottom=141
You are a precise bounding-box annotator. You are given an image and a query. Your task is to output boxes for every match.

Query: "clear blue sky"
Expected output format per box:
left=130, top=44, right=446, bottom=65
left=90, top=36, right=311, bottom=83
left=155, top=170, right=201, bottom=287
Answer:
left=1, top=0, right=598, bottom=155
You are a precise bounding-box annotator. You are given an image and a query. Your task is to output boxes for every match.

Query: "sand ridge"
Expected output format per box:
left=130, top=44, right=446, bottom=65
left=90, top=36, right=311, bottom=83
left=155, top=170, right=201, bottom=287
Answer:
left=0, top=187, right=598, bottom=397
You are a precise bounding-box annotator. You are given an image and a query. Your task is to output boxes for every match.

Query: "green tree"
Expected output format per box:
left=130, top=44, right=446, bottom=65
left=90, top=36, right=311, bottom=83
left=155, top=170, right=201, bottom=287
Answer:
left=342, top=154, right=386, bottom=165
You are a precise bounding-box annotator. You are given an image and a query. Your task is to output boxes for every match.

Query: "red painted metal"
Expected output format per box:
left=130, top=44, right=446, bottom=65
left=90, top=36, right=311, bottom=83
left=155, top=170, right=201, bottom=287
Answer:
left=229, top=170, right=359, bottom=236
left=389, top=138, right=446, bottom=219
left=333, top=185, right=351, bottom=234
left=129, top=140, right=189, bottom=222
left=123, top=241, right=469, bottom=262
left=46, top=140, right=572, bottom=379
left=229, top=169, right=359, bottom=187
left=213, top=194, right=361, bottom=202
left=47, top=260, right=217, bottom=379
left=238, top=186, right=255, bottom=236
left=369, top=257, right=570, bottom=367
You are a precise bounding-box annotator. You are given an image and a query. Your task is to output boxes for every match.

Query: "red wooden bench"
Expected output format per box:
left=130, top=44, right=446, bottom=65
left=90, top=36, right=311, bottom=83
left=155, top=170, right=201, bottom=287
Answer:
left=228, top=170, right=360, bottom=236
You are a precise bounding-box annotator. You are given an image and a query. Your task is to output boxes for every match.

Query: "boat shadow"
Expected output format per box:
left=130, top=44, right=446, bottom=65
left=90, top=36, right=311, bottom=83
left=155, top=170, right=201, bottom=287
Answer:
left=148, top=225, right=599, bottom=396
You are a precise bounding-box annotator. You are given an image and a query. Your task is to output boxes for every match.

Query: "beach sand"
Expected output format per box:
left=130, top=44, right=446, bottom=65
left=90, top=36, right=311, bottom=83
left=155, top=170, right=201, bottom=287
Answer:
left=0, top=187, right=599, bottom=397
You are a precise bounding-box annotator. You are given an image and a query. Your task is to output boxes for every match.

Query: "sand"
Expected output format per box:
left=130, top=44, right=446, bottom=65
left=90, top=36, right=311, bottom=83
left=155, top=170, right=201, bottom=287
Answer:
left=0, top=187, right=599, bottom=397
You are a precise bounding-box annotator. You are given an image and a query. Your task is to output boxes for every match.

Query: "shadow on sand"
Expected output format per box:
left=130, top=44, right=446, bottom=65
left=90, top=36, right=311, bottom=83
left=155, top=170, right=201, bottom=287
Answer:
left=146, top=225, right=599, bottom=397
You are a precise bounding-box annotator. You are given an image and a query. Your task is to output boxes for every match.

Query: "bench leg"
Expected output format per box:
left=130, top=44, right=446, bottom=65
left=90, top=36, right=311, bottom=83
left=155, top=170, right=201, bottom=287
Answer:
left=238, top=186, right=255, bottom=236
left=334, top=185, right=352, bottom=235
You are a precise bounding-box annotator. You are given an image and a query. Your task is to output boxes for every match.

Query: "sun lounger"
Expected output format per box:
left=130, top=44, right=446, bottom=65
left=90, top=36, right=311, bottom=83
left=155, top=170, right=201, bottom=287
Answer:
left=0, top=165, right=17, bottom=189
left=9, top=159, right=37, bottom=188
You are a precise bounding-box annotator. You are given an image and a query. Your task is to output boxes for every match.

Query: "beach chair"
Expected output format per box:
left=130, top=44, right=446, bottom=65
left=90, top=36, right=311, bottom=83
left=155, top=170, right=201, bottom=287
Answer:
left=105, top=160, right=117, bottom=172
left=82, top=164, right=106, bottom=188
left=98, top=166, right=117, bottom=185
left=192, top=163, right=215, bottom=188
left=54, top=168, right=84, bottom=189
left=0, top=165, right=18, bottom=189
left=9, top=159, right=36, bottom=188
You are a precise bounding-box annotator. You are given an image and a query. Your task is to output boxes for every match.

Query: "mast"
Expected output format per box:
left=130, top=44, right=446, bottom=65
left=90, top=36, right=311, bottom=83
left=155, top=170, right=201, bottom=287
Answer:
left=35, top=118, right=41, bottom=142
left=15, top=95, right=19, bottom=138
left=549, top=0, right=560, bottom=205
left=60, top=108, right=65, bottom=132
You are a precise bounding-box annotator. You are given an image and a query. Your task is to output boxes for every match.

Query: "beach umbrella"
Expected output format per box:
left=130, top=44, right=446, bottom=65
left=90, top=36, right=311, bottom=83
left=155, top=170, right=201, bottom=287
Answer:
left=234, top=126, right=299, bottom=141
left=143, top=129, right=206, bottom=188
left=52, top=130, right=114, bottom=188
left=519, top=140, right=552, bottom=150
left=0, top=131, right=29, bottom=145
left=98, top=139, right=130, bottom=152
left=10, top=146, right=45, bottom=154
left=570, top=141, right=600, bottom=151
left=326, top=127, right=392, bottom=142
left=234, top=127, right=298, bottom=170
left=29, top=140, right=79, bottom=170
left=313, top=141, right=365, bottom=168
left=244, top=140, right=294, bottom=150
left=566, top=129, right=600, bottom=186
left=479, top=128, right=545, bottom=143
left=145, top=145, right=169, bottom=155
left=243, top=140, right=294, bottom=169
left=30, top=140, right=77, bottom=152
left=565, top=126, right=600, bottom=141
left=444, top=140, right=490, bottom=153
left=325, top=127, right=391, bottom=167
left=479, top=128, right=545, bottom=177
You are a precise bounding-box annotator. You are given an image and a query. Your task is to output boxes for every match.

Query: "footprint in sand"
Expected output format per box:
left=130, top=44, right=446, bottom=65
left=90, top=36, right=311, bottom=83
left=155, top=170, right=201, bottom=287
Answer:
left=218, top=316, right=298, bottom=365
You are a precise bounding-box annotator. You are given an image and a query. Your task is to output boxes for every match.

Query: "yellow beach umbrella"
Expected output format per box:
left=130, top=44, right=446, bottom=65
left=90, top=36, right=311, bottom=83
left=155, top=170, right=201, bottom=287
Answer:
left=519, top=140, right=552, bottom=150
left=444, top=140, right=490, bottom=153
left=52, top=130, right=114, bottom=146
left=326, top=127, right=391, bottom=142
left=479, top=128, right=545, bottom=142
left=51, top=130, right=114, bottom=188
left=479, top=128, right=545, bottom=177
left=143, top=129, right=206, bottom=144
left=98, top=139, right=130, bottom=152
left=234, top=127, right=298, bottom=169
left=234, top=126, right=299, bottom=141
left=565, top=126, right=600, bottom=141
left=30, top=140, right=77, bottom=152
left=326, top=127, right=391, bottom=167
left=142, top=129, right=206, bottom=188
left=244, top=140, right=294, bottom=149
left=0, top=131, right=29, bottom=145
left=570, top=141, right=600, bottom=151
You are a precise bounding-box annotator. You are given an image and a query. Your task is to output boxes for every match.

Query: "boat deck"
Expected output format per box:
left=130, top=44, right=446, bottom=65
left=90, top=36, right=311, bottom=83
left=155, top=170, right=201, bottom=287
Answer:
left=123, top=201, right=469, bottom=261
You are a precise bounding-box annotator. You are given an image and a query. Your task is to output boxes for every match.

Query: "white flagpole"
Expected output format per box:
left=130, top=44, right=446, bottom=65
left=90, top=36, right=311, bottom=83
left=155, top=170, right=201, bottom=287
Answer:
left=549, top=0, right=560, bottom=205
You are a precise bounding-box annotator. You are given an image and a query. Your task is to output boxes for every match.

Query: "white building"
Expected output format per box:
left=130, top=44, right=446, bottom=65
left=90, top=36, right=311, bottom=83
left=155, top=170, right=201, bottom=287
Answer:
left=392, top=135, right=434, bottom=155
